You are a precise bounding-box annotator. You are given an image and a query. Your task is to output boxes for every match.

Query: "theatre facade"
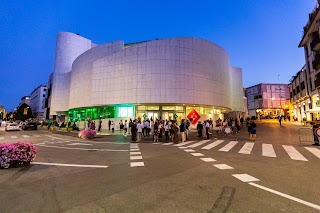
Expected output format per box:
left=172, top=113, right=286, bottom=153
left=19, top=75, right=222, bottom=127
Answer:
left=47, top=32, right=245, bottom=128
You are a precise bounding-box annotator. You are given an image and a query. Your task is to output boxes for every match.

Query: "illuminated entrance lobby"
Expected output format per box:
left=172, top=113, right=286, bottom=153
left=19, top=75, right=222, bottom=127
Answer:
left=49, top=32, right=244, bottom=129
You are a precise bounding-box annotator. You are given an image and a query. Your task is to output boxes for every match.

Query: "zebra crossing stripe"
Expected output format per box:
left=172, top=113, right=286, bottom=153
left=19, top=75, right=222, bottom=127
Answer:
left=0, top=137, right=4, bottom=140
left=10, top=136, right=17, bottom=139
left=188, top=140, right=211, bottom=148
left=22, top=135, right=30, bottom=138
left=305, top=147, right=320, bottom=159
left=201, top=140, right=224, bottom=150
left=238, top=142, right=254, bottom=154
left=173, top=141, right=195, bottom=147
left=262, top=144, right=276, bottom=158
left=163, top=142, right=173, bottom=145
left=282, top=145, right=308, bottom=161
left=219, top=141, right=238, bottom=152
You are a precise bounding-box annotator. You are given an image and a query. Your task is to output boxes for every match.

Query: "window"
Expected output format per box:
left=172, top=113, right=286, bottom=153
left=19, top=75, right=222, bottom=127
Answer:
left=118, top=107, right=133, bottom=118
left=290, top=92, right=292, bottom=98
left=44, top=89, right=47, bottom=92
left=43, top=94, right=45, bottom=97
left=301, top=82, right=305, bottom=90
left=296, top=86, right=300, bottom=93
left=293, top=89, right=296, bottom=96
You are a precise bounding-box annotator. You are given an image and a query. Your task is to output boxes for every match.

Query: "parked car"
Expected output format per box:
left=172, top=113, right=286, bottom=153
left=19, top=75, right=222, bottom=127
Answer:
left=22, top=122, right=38, bottom=130
left=5, top=123, right=20, bottom=131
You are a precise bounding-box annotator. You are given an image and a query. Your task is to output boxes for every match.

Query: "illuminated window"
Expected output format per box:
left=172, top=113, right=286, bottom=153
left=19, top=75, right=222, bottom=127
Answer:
left=118, top=107, right=134, bottom=118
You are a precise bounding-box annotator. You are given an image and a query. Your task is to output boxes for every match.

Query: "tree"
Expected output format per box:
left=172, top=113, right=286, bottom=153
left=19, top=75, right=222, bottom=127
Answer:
left=15, top=103, right=33, bottom=121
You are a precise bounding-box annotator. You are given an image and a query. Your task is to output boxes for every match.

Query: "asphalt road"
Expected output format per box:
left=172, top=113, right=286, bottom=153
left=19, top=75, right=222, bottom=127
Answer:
left=0, top=120, right=319, bottom=213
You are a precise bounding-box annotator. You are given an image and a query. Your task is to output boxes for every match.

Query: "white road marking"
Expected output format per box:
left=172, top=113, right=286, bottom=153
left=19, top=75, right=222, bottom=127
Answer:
left=191, top=153, right=204, bottom=156
left=213, top=164, right=234, bottom=170
left=35, top=144, right=128, bottom=151
left=219, top=141, right=238, bottom=152
left=0, top=137, right=4, bottom=140
left=130, top=149, right=140, bottom=151
left=200, top=158, right=216, bottom=162
left=184, top=149, right=195, bottom=152
left=282, top=145, right=308, bottom=161
left=239, top=142, right=254, bottom=154
left=232, top=174, right=260, bottom=182
left=130, top=162, right=145, bottom=167
left=178, top=146, right=188, bottom=149
left=67, top=143, right=80, bottom=146
left=188, top=140, right=211, bottom=148
left=22, top=135, right=30, bottom=138
left=249, top=182, right=320, bottom=211
left=130, top=152, right=141, bottom=155
left=31, top=162, right=108, bottom=168
left=33, top=135, right=42, bottom=138
left=153, top=142, right=161, bottom=144
left=10, top=136, right=18, bottom=139
left=130, top=156, right=143, bottom=160
left=305, top=147, right=320, bottom=159
left=201, top=140, right=225, bottom=150
left=173, top=141, right=195, bottom=147
left=163, top=142, right=173, bottom=145
left=262, top=144, right=276, bottom=158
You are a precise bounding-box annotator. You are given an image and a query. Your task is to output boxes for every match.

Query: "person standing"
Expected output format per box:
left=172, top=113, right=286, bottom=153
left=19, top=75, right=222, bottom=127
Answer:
left=279, top=115, right=282, bottom=126
left=246, top=118, right=252, bottom=139
left=123, top=120, right=127, bottom=136
left=128, top=118, right=132, bottom=135
left=185, top=120, right=190, bottom=140
left=153, top=121, right=159, bottom=142
left=205, top=120, right=210, bottom=139
left=137, top=121, right=143, bottom=142
left=98, top=118, right=102, bottom=133
left=165, top=121, right=169, bottom=141
left=131, top=120, right=137, bottom=142
left=197, top=121, right=203, bottom=137
left=108, top=119, right=111, bottom=131
left=173, top=121, right=179, bottom=144
left=250, top=120, right=257, bottom=141
left=180, top=119, right=186, bottom=143
left=111, top=121, right=114, bottom=133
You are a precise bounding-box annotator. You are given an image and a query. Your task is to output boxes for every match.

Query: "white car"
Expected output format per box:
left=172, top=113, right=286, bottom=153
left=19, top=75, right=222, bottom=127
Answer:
left=5, top=123, right=20, bottom=131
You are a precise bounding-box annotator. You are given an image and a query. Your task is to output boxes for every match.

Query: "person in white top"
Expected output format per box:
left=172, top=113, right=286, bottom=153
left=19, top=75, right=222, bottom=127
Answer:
left=111, top=121, right=114, bottom=133
left=123, top=120, right=127, bottom=136
left=137, top=121, right=144, bottom=142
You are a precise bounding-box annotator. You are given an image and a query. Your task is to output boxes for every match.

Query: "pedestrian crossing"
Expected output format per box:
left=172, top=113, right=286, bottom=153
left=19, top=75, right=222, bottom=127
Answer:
left=0, top=134, right=47, bottom=140
left=153, top=139, right=320, bottom=162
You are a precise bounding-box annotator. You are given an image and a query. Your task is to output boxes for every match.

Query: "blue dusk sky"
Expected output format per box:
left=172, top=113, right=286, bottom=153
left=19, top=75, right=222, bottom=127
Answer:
left=0, top=0, right=316, bottom=111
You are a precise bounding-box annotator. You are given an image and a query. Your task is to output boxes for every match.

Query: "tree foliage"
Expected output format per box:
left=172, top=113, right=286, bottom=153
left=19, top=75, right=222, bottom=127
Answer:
left=15, top=103, right=33, bottom=121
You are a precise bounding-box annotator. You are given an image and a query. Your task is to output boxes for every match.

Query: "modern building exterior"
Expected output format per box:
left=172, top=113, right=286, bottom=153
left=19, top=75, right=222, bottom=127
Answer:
left=246, top=83, right=290, bottom=118
left=48, top=32, right=245, bottom=128
left=20, top=96, right=30, bottom=106
left=30, top=85, right=47, bottom=119
left=296, top=1, right=320, bottom=122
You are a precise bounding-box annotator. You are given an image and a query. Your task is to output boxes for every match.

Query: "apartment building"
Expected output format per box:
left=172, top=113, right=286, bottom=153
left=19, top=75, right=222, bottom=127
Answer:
left=296, top=1, right=320, bottom=121
left=30, top=85, right=47, bottom=119
left=246, top=83, right=290, bottom=119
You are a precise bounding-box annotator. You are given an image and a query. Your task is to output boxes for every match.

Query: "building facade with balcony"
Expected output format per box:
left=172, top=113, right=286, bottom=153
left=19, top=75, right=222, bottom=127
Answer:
left=297, top=1, right=320, bottom=122
left=245, top=83, right=290, bottom=119
left=30, top=85, right=47, bottom=119
left=47, top=32, right=245, bottom=128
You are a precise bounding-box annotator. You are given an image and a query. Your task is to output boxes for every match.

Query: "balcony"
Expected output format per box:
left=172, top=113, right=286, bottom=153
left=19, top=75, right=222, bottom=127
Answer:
left=311, top=33, right=320, bottom=50
left=312, top=54, right=320, bottom=70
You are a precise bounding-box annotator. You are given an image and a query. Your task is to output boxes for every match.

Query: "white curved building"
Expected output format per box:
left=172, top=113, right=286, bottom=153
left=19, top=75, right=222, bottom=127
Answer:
left=49, top=32, right=244, bottom=127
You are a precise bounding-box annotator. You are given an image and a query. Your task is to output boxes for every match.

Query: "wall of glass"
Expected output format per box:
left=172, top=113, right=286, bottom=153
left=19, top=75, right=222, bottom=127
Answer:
left=68, top=105, right=134, bottom=121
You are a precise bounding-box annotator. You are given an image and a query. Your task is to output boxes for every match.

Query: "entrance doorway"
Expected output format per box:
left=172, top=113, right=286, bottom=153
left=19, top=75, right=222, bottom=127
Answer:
left=147, top=112, right=159, bottom=120
left=163, top=112, right=174, bottom=121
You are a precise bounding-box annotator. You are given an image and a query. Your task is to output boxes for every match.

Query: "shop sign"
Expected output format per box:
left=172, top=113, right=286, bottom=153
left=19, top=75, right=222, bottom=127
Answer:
left=187, top=109, right=201, bottom=124
left=173, top=114, right=178, bottom=120
left=316, top=101, right=320, bottom=107
left=143, top=114, right=147, bottom=120
left=315, top=128, right=320, bottom=137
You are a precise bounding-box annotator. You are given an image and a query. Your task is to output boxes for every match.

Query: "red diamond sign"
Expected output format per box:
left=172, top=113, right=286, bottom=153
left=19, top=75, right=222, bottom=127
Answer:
left=187, top=109, right=201, bottom=124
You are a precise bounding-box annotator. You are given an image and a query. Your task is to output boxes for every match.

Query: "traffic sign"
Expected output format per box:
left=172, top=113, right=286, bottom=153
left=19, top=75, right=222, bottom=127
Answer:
left=314, top=127, right=320, bottom=137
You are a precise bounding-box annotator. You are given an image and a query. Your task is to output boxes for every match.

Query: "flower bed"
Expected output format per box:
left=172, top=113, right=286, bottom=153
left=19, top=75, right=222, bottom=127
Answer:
left=0, top=142, right=38, bottom=169
left=78, top=129, right=96, bottom=139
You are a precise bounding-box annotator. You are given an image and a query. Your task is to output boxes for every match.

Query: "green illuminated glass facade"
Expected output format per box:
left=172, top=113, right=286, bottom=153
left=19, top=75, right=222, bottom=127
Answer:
left=67, top=105, right=134, bottom=121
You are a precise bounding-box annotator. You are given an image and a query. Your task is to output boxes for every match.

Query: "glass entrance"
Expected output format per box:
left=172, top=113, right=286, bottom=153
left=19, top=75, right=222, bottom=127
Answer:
left=147, top=112, right=159, bottom=120
left=163, top=112, right=174, bottom=121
